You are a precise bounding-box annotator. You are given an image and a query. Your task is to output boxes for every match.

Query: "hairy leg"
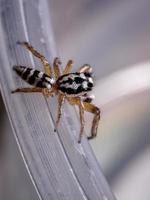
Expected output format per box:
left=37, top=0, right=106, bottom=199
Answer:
left=77, top=64, right=92, bottom=73
left=63, top=60, right=73, bottom=74
left=83, top=102, right=100, bottom=140
left=78, top=100, right=85, bottom=143
left=67, top=97, right=100, bottom=141
left=54, top=94, right=65, bottom=131
left=11, top=87, right=54, bottom=97
left=17, top=41, right=52, bottom=76
left=53, top=57, right=61, bottom=80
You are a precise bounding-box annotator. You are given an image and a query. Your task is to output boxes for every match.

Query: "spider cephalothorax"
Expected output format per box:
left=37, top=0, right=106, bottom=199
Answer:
left=12, top=42, right=100, bottom=143
left=56, top=72, right=93, bottom=96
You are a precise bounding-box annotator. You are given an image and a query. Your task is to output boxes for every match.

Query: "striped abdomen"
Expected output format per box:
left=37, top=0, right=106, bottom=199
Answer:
left=13, top=66, right=55, bottom=89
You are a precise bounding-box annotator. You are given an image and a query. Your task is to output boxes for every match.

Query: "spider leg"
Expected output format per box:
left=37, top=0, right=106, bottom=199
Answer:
left=54, top=94, right=65, bottom=131
left=63, top=60, right=73, bottom=74
left=17, top=41, right=52, bottom=76
left=53, top=57, right=61, bottom=80
left=78, top=100, right=85, bottom=143
left=77, top=64, right=92, bottom=73
left=83, top=102, right=100, bottom=140
left=67, top=97, right=85, bottom=143
left=11, top=87, right=54, bottom=97
left=67, top=97, right=100, bottom=141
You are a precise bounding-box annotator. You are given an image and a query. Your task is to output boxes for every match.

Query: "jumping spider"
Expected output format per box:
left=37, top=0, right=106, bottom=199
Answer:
left=12, top=42, right=100, bottom=143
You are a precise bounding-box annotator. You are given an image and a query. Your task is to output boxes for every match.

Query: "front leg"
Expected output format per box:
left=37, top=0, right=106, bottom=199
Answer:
left=83, top=102, right=100, bottom=140
left=67, top=97, right=85, bottom=143
left=67, top=97, right=100, bottom=142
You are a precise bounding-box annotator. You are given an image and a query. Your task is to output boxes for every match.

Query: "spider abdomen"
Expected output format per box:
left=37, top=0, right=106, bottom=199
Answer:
left=57, top=72, right=93, bottom=96
left=13, top=66, right=55, bottom=89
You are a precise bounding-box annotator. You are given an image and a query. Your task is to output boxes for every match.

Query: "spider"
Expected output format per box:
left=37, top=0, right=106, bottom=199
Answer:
left=12, top=42, right=100, bottom=143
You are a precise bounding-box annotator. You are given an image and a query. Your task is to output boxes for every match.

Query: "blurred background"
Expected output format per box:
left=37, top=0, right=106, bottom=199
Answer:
left=50, top=0, right=150, bottom=199
left=1, top=0, right=150, bottom=199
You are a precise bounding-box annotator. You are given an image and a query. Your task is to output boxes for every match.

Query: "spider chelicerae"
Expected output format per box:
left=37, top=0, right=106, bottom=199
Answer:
left=12, top=42, right=100, bottom=143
